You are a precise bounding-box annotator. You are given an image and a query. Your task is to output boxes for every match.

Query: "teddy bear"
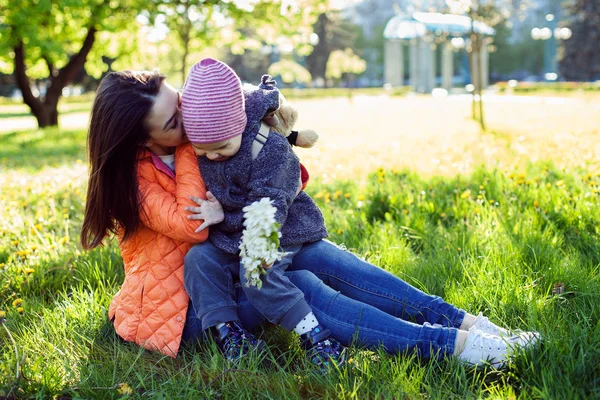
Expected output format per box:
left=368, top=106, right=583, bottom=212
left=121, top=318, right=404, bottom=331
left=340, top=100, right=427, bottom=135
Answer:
left=263, top=92, right=319, bottom=149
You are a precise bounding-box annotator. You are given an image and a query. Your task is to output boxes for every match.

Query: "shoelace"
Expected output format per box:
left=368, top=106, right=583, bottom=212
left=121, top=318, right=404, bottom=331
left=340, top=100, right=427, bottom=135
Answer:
left=470, top=332, right=504, bottom=352
left=477, top=316, right=501, bottom=335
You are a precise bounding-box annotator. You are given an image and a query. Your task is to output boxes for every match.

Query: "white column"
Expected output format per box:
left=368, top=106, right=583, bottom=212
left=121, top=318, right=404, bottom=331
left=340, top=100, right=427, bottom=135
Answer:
left=480, top=39, right=489, bottom=89
left=409, top=38, right=419, bottom=91
left=418, top=38, right=435, bottom=93
left=442, top=41, right=453, bottom=91
left=471, top=46, right=480, bottom=91
left=384, top=40, right=404, bottom=87
left=428, top=42, right=436, bottom=92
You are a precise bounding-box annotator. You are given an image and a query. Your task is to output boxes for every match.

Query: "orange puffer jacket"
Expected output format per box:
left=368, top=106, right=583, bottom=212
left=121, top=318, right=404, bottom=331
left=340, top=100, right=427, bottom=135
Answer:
left=108, top=144, right=208, bottom=357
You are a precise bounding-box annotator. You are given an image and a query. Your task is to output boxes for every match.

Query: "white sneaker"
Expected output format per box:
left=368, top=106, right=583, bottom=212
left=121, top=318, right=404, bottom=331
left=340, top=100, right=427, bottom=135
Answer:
left=472, top=313, right=513, bottom=337
left=472, top=313, right=541, bottom=348
left=458, top=327, right=518, bottom=368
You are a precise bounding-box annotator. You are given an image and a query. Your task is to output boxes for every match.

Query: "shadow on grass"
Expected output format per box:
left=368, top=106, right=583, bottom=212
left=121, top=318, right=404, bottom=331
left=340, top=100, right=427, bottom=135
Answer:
left=0, top=128, right=87, bottom=171
left=0, top=105, right=92, bottom=120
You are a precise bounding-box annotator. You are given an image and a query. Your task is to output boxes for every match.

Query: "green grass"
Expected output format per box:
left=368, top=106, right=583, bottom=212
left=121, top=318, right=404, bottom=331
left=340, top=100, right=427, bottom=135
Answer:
left=1, top=128, right=600, bottom=399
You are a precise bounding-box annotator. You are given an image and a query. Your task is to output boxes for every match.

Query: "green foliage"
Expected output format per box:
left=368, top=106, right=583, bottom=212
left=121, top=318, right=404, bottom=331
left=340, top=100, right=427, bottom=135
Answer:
left=489, top=21, right=544, bottom=76
left=0, top=0, right=142, bottom=78
left=280, top=86, right=410, bottom=99
left=268, top=60, right=312, bottom=84
left=1, top=127, right=600, bottom=397
left=326, top=48, right=367, bottom=81
left=496, top=81, right=600, bottom=93
left=560, top=0, right=600, bottom=81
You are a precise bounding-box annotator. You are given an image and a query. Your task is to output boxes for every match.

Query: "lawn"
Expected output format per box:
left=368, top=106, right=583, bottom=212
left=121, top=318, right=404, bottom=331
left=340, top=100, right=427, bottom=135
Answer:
left=1, top=95, right=599, bottom=398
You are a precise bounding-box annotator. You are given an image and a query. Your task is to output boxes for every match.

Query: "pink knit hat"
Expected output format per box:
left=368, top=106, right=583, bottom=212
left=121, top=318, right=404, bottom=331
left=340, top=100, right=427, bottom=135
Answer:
left=181, top=58, right=247, bottom=144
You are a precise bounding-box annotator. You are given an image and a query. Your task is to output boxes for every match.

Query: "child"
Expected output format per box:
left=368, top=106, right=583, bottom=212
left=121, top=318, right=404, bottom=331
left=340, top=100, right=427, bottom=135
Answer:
left=181, top=58, right=346, bottom=371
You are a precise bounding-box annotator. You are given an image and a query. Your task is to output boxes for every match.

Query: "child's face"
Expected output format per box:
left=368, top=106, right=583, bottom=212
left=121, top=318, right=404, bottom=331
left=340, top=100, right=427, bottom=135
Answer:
left=191, top=134, right=242, bottom=161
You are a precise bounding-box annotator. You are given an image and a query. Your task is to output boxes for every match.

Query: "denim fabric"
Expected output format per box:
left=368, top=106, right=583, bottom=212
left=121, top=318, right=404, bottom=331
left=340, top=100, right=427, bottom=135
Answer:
left=183, top=240, right=466, bottom=359
left=184, top=241, right=311, bottom=331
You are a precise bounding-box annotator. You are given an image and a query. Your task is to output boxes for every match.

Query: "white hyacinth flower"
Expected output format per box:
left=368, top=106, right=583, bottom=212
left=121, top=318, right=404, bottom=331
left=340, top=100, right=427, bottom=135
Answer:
left=239, top=198, right=289, bottom=289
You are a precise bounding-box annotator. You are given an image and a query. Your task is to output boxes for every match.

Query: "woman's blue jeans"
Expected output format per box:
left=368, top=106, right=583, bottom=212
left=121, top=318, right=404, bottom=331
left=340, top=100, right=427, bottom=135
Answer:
left=183, top=240, right=465, bottom=359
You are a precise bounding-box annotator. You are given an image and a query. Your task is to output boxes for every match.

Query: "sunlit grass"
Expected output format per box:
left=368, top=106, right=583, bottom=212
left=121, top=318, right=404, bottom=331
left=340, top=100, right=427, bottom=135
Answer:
left=1, top=96, right=600, bottom=398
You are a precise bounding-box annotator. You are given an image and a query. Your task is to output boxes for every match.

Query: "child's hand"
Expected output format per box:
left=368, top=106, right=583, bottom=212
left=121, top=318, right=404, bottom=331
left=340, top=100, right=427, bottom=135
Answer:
left=262, top=261, right=274, bottom=270
left=186, top=191, right=224, bottom=232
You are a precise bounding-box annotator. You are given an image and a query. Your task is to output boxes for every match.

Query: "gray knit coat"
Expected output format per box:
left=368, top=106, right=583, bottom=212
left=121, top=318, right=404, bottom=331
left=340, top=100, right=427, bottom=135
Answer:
left=198, top=76, right=328, bottom=254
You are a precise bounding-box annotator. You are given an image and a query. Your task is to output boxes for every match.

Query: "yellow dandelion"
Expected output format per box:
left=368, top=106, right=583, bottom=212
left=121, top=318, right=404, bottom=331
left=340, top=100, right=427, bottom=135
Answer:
left=364, top=251, right=371, bottom=257
left=15, top=250, right=30, bottom=258
left=0, top=310, right=5, bottom=319
left=533, top=201, right=539, bottom=207
left=555, top=180, right=564, bottom=187
left=377, top=177, right=384, bottom=183
left=402, top=209, right=408, bottom=215
left=0, top=263, right=5, bottom=268
left=314, top=192, right=324, bottom=199
left=337, top=229, right=343, bottom=235
left=117, top=383, right=133, bottom=395
left=489, top=199, right=495, bottom=204
left=24, top=268, right=35, bottom=274
left=344, top=193, right=351, bottom=198
left=59, top=237, right=68, bottom=244
left=30, top=245, right=38, bottom=251
left=460, top=190, right=471, bottom=199
left=440, top=213, right=447, bottom=218
left=457, top=247, right=462, bottom=252
left=17, top=307, right=24, bottom=314
left=479, top=185, right=484, bottom=189
left=358, top=195, right=365, bottom=201
left=12, top=299, right=22, bottom=307
left=11, top=240, right=20, bottom=246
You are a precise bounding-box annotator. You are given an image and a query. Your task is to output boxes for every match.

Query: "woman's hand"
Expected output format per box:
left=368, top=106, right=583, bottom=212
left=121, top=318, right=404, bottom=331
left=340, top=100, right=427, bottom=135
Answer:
left=186, top=191, right=224, bottom=232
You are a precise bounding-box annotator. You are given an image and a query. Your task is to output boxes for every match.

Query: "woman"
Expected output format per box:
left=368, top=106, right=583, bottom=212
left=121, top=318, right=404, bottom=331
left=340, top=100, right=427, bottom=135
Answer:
left=82, top=70, right=537, bottom=368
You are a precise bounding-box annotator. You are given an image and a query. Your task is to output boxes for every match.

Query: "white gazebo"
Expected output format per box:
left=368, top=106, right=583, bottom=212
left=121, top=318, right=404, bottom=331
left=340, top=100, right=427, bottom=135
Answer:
left=384, top=12, right=495, bottom=93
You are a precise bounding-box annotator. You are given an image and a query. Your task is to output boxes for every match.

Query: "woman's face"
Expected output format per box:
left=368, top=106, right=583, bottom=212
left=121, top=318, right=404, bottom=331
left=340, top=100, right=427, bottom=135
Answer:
left=146, top=81, right=187, bottom=155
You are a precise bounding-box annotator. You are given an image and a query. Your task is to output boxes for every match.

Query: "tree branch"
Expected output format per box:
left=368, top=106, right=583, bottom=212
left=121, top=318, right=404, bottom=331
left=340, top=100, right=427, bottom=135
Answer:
left=46, top=24, right=97, bottom=103
left=13, top=40, right=43, bottom=113
left=42, top=54, right=55, bottom=77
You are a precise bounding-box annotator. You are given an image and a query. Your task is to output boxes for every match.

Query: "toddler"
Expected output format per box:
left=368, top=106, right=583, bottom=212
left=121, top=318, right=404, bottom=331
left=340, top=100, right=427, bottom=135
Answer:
left=181, top=58, right=345, bottom=371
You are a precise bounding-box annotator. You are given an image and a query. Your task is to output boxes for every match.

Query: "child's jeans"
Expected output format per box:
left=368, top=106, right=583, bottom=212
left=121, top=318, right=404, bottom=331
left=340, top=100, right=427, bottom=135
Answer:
left=183, top=241, right=311, bottom=332
left=183, top=240, right=466, bottom=360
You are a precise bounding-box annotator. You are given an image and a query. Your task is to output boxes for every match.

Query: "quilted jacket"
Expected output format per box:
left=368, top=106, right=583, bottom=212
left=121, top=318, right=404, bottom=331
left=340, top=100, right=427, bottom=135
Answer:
left=108, top=143, right=208, bottom=357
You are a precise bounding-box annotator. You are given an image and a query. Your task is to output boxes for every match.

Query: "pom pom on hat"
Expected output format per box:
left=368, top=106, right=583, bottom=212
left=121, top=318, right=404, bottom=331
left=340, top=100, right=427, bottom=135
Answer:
left=181, top=58, right=247, bottom=144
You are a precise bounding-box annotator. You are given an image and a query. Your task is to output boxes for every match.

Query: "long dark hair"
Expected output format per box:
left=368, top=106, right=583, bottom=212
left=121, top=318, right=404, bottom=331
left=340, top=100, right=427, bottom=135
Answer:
left=81, top=70, right=165, bottom=249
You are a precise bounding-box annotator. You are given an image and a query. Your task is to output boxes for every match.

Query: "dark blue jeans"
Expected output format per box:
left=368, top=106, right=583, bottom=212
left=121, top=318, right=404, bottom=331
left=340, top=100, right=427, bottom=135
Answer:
left=183, top=240, right=465, bottom=359
left=184, top=241, right=311, bottom=331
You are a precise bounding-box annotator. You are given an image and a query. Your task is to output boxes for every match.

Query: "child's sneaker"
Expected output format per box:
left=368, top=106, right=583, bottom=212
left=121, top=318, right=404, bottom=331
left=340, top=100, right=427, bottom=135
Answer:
left=458, top=326, right=521, bottom=368
left=211, top=320, right=265, bottom=362
left=472, top=313, right=541, bottom=347
left=300, top=325, right=347, bottom=373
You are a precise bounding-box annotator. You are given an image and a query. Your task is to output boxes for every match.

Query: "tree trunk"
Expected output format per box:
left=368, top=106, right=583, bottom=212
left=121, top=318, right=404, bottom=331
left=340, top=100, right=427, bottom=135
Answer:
left=180, top=6, right=191, bottom=85
left=475, top=39, right=486, bottom=131
left=306, top=13, right=331, bottom=87
left=13, top=25, right=97, bottom=129
left=181, top=43, right=189, bottom=85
